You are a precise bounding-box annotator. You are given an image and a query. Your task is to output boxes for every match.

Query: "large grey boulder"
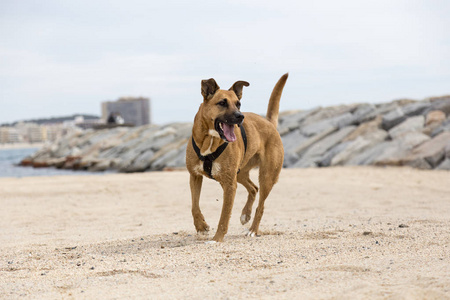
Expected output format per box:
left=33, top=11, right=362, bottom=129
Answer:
left=423, top=110, right=446, bottom=136
left=331, top=129, right=388, bottom=165
left=436, top=159, right=450, bottom=170
left=401, top=101, right=430, bottom=117
left=358, top=102, right=397, bottom=124
left=300, top=112, right=353, bottom=136
left=402, top=131, right=450, bottom=168
left=382, top=107, right=406, bottom=131
left=283, top=127, right=338, bottom=167
left=85, top=128, right=125, bottom=147
left=281, top=129, right=308, bottom=153
left=291, top=156, right=318, bottom=168
left=292, top=127, right=337, bottom=156
left=149, top=138, right=188, bottom=171
left=278, top=108, right=320, bottom=134
left=431, top=118, right=450, bottom=137
left=284, top=152, right=300, bottom=168
left=372, top=132, right=430, bottom=166
left=165, top=143, right=188, bottom=169
left=428, top=96, right=450, bottom=115
left=292, top=126, right=356, bottom=168
left=115, top=140, right=153, bottom=170
left=388, top=115, right=424, bottom=139
left=397, top=131, right=431, bottom=149
left=437, top=141, right=450, bottom=170
left=445, top=142, right=450, bottom=159
left=347, top=141, right=392, bottom=166
left=300, top=126, right=356, bottom=160
left=346, top=103, right=377, bottom=125
left=301, top=104, right=356, bottom=126
left=426, top=110, right=446, bottom=126
left=317, top=142, right=351, bottom=167
left=120, top=149, right=155, bottom=172
left=344, top=116, right=382, bottom=142
left=89, top=159, right=114, bottom=172
left=149, top=127, right=177, bottom=150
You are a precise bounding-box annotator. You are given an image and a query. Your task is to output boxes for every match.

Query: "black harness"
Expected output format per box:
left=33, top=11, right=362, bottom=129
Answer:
left=192, top=125, right=247, bottom=180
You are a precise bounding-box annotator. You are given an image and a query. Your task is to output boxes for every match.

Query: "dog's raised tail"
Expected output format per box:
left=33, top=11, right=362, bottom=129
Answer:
left=266, top=73, right=288, bottom=128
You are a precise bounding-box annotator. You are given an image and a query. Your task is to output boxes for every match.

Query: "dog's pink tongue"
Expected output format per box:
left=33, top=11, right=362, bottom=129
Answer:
left=222, top=123, right=236, bottom=142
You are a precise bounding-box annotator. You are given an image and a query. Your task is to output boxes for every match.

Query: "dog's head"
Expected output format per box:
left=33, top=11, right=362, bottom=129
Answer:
left=200, top=78, right=249, bottom=143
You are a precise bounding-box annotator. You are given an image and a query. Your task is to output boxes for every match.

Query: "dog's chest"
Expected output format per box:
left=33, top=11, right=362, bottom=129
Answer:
left=194, top=161, right=221, bottom=177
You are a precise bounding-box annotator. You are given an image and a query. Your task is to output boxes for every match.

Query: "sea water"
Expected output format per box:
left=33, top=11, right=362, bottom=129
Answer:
left=0, top=147, right=104, bottom=178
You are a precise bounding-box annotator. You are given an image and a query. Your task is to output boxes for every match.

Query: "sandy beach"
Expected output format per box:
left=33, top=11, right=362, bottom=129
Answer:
left=1, top=167, right=449, bottom=299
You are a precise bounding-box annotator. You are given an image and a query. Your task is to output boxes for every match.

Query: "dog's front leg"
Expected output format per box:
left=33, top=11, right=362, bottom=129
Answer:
left=190, top=174, right=210, bottom=233
left=212, top=180, right=237, bottom=242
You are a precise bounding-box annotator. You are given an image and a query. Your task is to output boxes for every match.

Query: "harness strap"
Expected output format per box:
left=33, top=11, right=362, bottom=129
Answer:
left=240, top=124, right=247, bottom=153
left=192, top=125, right=247, bottom=180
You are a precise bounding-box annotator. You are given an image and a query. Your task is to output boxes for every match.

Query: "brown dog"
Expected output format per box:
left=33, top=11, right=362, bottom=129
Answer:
left=186, top=73, right=288, bottom=242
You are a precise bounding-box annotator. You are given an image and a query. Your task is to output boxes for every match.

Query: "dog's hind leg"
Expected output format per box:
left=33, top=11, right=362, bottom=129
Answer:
left=237, top=171, right=259, bottom=225
left=190, top=174, right=210, bottom=234
left=247, top=162, right=281, bottom=237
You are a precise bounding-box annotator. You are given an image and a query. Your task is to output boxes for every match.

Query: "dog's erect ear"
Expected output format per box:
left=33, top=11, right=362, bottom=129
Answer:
left=229, top=81, right=250, bottom=100
left=201, top=78, right=220, bottom=101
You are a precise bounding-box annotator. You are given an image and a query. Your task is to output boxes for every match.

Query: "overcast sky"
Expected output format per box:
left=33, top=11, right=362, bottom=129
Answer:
left=1, top=0, right=449, bottom=124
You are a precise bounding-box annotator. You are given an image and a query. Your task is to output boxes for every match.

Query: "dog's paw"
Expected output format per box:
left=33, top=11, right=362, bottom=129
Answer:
left=195, top=221, right=210, bottom=234
left=247, top=231, right=257, bottom=237
left=197, top=225, right=210, bottom=237
left=197, top=230, right=209, bottom=236
left=204, top=240, right=217, bottom=245
left=240, top=214, right=251, bottom=225
left=243, top=229, right=258, bottom=237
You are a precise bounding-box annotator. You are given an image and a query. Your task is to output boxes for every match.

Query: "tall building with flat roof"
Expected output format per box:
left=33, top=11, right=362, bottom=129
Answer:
left=101, top=97, right=151, bottom=126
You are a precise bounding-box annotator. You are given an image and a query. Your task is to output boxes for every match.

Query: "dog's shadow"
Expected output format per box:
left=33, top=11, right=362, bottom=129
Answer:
left=93, top=230, right=278, bottom=255
left=90, top=231, right=215, bottom=255
left=75, top=229, right=286, bottom=259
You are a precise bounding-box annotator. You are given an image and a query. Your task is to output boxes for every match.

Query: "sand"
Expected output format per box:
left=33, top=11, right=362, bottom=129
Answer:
left=0, top=166, right=449, bottom=299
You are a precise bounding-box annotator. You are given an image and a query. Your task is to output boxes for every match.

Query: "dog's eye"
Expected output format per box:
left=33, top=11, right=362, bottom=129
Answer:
left=236, top=101, right=241, bottom=109
left=217, top=99, right=228, bottom=107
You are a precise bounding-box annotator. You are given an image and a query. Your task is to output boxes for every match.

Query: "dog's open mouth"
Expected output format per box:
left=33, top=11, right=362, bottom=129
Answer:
left=215, top=120, right=237, bottom=143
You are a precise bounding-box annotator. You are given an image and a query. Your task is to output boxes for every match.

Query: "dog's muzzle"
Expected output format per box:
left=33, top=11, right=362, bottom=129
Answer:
left=215, top=112, right=244, bottom=143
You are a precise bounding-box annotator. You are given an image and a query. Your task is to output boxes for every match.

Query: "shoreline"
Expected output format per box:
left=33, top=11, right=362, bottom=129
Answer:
left=0, top=142, right=45, bottom=150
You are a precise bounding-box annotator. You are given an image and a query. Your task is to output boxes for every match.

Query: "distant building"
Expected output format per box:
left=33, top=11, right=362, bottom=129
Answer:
left=15, top=123, right=45, bottom=143
left=101, top=97, right=151, bottom=126
left=43, top=123, right=70, bottom=141
left=0, top=115, right=95, bottom=145
left=0, top=127, right=21, bottom=143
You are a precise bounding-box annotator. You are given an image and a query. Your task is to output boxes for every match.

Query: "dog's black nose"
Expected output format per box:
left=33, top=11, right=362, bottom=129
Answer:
left=234, top=112, right=244, bottom=123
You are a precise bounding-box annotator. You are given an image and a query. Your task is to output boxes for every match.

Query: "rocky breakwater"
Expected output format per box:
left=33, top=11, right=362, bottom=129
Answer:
left=279, top=96, right=450, bottom=170
left=20, top=122, right=192, bottom=172
left=21, top=96, right=450, bottom=172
